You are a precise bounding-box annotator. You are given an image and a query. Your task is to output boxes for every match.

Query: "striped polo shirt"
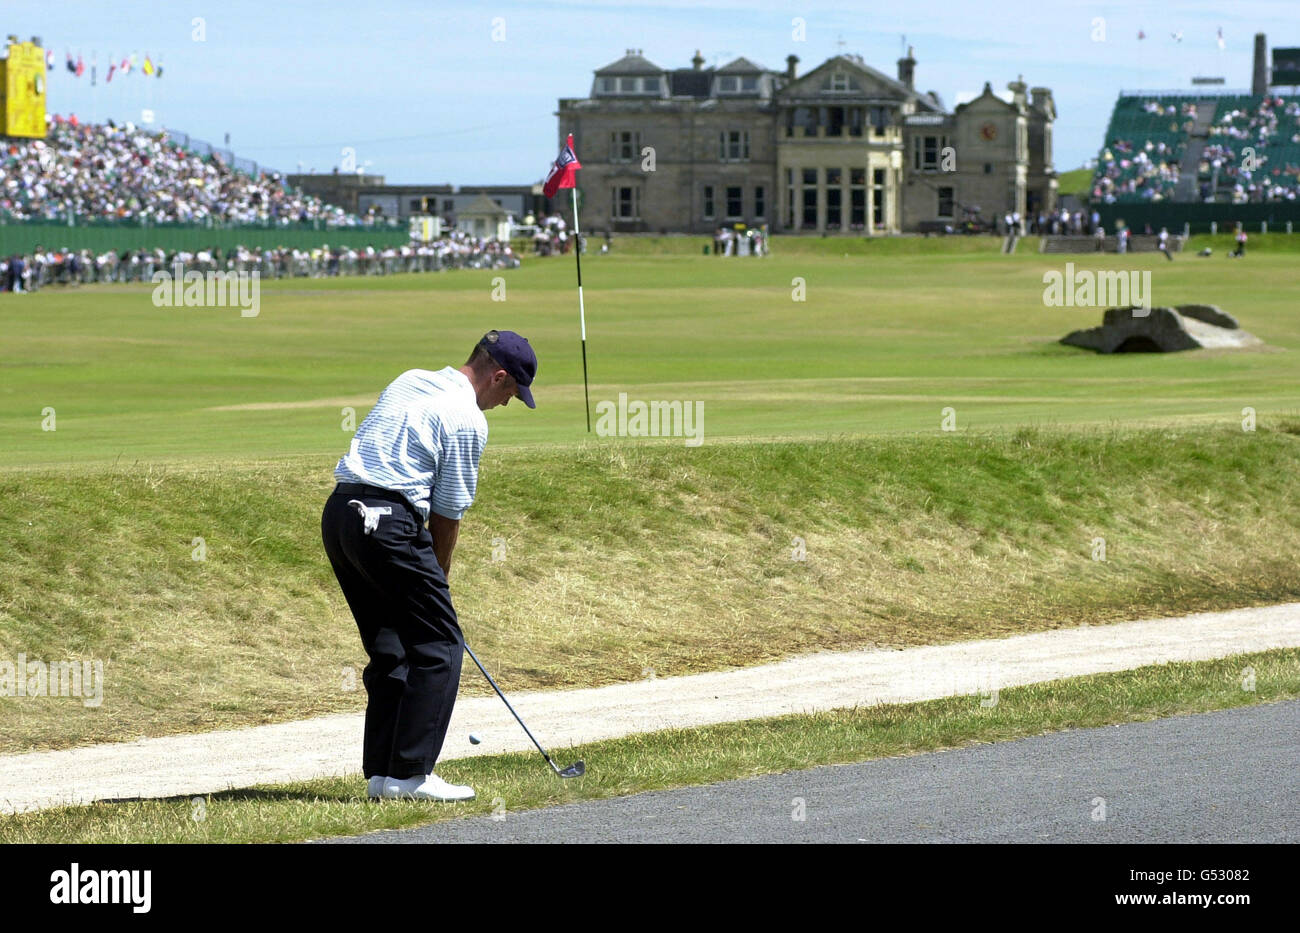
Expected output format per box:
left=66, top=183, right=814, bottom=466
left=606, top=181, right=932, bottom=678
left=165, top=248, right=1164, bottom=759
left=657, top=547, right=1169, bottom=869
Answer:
left=335, top=367, right=487, bottom=521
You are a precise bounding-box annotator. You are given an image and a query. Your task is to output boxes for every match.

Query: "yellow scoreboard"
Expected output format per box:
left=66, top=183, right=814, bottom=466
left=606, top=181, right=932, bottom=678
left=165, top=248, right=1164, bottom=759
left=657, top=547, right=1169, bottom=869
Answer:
left=0, top=39, right=47, bottom=139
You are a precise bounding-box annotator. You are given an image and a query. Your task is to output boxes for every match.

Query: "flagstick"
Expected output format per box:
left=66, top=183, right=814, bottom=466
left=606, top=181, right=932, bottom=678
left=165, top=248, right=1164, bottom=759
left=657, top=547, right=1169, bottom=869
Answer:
left=572, top=187, right=591, bottom=432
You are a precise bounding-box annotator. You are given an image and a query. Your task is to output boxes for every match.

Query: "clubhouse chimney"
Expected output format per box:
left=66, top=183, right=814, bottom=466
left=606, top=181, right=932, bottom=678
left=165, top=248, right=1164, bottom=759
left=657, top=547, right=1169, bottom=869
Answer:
left=786, top=54, right=799, bottom=79
left=691, top=49, right=704, bottom=71
left=1253, top=33, right=1268, bottom=95
left=1007, top=75, right=1028, bottom=109
left=897, top=46, right=916, bottom=89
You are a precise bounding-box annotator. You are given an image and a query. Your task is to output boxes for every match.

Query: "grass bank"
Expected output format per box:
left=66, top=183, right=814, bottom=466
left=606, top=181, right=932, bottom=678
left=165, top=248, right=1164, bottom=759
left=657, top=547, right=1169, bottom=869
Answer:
left=3, top=424, right=1300, bottom=753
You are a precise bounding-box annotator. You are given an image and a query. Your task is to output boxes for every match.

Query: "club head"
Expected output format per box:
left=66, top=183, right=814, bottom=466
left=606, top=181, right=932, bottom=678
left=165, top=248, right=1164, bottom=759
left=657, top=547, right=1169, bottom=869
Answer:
left=558, top=760, right=585, bottom=779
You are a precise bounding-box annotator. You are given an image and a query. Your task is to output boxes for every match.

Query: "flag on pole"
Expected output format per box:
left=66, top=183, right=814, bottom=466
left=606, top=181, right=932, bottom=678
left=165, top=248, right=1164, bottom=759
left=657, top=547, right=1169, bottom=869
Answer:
left=120, top=56, right=131, bottom=76
left=1217, top=27, right=1225, bottom=51
left=143, top=56, right=155, bottom=76
left=46, top=49, right=55, bottom=71
left=542, top=134, right=592, bottom=431
left=66, top=52, right=76, bottom=74
left=75, top=55, right=84, bottom=77
left=543, top=134, right=582, bottom=198
left=107, top=62, right=116, bottom=82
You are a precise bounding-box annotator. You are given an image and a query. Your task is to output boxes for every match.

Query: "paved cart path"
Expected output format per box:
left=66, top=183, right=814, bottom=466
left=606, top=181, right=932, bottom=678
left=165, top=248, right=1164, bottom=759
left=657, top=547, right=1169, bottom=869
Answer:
left=329, top=699, right=1300, bottom=843
left=1, top=602, right=1297, bottom=815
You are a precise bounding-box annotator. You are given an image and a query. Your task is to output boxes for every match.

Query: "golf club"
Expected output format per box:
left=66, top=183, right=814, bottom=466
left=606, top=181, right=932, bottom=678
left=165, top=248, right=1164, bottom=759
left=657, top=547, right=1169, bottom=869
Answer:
left=463, top=643, right=585, bottom=779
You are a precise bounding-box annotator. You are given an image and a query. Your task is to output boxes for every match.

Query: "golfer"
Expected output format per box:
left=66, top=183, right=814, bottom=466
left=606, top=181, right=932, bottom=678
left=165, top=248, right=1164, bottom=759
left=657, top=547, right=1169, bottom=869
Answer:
left=321, top=330, right=537, bottom=801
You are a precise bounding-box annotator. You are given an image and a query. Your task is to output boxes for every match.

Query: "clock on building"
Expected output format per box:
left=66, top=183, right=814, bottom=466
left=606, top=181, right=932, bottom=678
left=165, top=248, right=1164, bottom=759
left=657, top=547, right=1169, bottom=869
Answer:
left=980, top=122, right=998, bottom=141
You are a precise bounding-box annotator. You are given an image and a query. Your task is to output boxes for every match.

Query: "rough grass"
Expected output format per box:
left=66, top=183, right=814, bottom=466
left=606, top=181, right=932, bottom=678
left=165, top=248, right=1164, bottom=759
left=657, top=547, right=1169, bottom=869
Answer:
left=3, top=423, right=1299, bottom=753
left=2, top=647, right=1293, bottom=844
left=1056, top=167, right=1094, bottom=200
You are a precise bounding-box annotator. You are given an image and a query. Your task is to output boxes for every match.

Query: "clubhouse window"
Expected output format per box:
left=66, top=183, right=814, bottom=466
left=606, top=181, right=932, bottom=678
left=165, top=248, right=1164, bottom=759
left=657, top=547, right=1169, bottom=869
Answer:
left=827, top=107, right=845, bottom=137
left=937, top=186, right=954, bottom=219
left=703, top=185, right=715, bottom=220
left=914, top=135, right=947, bottom=171
left=725, top=186, right=743, bottom=219
left=826, top=188, right=842, bottom=230
left=754, top=185, right=766, bottom=219
left=611, top=131, right=641, bottom=163
left=612, top=186, right=640, bottom=219
left=719, top=130, right=751, bottom=162
left=850, top=168, right=866, bottom=229
left=849, top=107, right=864, bottom=137
left=869, top=107, right=889, bottom=137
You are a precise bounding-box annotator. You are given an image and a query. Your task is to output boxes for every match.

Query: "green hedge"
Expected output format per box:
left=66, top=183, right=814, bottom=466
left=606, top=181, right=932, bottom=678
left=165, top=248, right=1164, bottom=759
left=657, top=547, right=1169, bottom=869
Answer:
left=0, top=222, right=409, bottom=255
left=1096, top=201, right=1300, bottom=235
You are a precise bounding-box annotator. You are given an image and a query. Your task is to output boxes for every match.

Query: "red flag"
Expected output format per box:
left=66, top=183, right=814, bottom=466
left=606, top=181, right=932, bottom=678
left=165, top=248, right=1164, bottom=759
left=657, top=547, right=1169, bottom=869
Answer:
left=75, top=55, right=85, bottom=77
left=543, top=134, right=581, bottom=198
left=106, top=63, right=116, bottom=82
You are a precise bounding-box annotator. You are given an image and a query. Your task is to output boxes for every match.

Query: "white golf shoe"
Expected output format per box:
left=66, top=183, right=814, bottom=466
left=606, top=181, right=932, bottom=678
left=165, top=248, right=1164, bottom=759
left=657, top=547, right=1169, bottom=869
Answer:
left=366, top=776, right=388, bottom=800
left=382, top=773, right=476, bottom=802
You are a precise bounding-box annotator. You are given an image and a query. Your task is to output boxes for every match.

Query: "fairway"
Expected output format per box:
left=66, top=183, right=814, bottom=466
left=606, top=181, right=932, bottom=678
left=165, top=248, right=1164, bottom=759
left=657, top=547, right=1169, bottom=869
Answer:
left=3, top=238, right=1298, bottom=468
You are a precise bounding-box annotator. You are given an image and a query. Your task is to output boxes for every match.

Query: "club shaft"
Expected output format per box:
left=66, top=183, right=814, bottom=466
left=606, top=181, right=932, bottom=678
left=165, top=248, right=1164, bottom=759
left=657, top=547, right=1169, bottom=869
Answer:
left=463, top=643, right=561, bottom=774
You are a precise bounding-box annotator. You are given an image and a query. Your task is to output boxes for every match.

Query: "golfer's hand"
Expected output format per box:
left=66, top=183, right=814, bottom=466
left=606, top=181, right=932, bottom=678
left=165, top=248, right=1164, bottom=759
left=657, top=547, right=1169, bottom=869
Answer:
left=429, top=512, right=460, bottom=579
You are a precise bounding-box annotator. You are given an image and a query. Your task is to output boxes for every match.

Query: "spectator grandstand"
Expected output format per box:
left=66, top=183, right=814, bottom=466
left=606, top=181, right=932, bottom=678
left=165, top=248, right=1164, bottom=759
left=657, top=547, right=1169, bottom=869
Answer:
left=0, top=113, right=531, bottom=293
left=1, top=114, right=384, bottom=226
left=1093, top=92, right=1300, bottom=205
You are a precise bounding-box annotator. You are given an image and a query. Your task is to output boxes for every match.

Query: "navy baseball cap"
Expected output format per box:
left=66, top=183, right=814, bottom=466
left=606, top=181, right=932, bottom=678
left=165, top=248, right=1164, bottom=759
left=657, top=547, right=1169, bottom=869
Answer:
left=479, top=330, right=538, bottom=408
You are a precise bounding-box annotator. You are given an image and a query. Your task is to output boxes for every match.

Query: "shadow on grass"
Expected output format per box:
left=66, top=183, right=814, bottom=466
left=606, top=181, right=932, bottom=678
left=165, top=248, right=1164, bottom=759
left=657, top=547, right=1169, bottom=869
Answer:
left=94, top=786, right=368, bottom=807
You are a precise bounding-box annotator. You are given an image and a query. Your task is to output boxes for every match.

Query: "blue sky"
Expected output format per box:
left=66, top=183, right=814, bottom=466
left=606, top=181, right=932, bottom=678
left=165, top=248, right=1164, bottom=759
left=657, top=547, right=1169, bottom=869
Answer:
left=8, top=0, right=1290, bottom=184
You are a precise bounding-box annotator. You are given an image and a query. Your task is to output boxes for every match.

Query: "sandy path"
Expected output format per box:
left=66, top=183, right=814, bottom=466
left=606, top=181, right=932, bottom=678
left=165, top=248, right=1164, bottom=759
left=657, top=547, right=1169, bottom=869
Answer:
left=1, top=602, right=1296, bottom=816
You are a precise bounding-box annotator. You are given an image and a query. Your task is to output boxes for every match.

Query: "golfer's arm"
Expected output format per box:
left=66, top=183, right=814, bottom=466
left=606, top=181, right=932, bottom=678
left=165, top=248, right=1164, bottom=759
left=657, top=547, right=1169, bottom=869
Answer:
left=429, top=512, right=460, bottom=578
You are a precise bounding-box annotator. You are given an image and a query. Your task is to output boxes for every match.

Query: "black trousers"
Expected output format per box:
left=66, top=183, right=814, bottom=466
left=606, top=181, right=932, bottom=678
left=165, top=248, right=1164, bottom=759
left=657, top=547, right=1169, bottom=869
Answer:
left=321, top=484, right=463, bottom=779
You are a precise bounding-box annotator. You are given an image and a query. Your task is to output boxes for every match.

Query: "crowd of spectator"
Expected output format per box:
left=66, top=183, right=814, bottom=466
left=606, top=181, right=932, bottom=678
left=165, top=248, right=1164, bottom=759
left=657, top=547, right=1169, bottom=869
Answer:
left=1, top=114, right=379, bottom=226
left=711, top=226, right=767, bottom=256
left=1092, top=138, right=1182, bottom=203
left=0, top=232, right=520, bottom=292
left=1210, top=96, right=1299, bottom=146
left=1200, top=95, right=1300, bottom=203
left=1028, top=207, right=1103, bottom=236
left=1141, top=98, right=1200, bottom=130
left=526, top=212, right=580, bottom=255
